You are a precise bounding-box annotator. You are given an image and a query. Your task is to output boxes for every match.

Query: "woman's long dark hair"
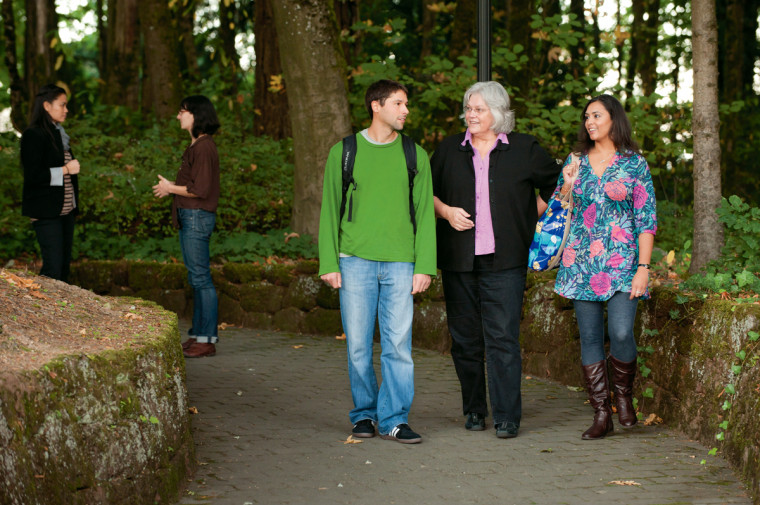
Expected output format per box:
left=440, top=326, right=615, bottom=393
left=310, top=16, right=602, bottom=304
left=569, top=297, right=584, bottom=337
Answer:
left=573, top=94, right=640, bottom=156
left=180, top=95, right=220, bottom=138
left=27, top=84, right=67, bottom=150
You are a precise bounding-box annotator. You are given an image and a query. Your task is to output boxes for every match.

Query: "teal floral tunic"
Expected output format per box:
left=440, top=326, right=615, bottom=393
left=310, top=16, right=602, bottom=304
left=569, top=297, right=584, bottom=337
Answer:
left=553, top=152, right=657, bottom=301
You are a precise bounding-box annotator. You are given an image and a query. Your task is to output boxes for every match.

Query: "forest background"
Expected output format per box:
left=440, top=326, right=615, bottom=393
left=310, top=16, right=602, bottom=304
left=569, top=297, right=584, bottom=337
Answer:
left=0, top=0, right=759, bottom=296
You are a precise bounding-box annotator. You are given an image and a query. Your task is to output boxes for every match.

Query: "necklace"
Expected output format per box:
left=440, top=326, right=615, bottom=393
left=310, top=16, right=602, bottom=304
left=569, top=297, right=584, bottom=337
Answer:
left=595, top=150, right=616, bottom=164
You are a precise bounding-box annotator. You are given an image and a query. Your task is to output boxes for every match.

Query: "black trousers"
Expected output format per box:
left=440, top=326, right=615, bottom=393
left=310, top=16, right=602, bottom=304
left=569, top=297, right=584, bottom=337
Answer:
left=32, top=213, right=76, bottom=282
left=441, top=255, right=527, bottom=425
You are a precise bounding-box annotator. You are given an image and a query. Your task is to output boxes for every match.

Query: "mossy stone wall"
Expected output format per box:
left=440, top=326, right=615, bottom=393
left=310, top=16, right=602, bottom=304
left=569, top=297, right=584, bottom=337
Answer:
left=70, top=261, right=759, bottom=504
left=0, top=310, right=194, bottom=505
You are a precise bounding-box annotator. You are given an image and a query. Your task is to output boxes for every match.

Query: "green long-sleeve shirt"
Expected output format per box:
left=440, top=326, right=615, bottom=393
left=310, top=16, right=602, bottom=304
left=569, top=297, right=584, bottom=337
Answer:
left=318, top=132, right=436, bottom=276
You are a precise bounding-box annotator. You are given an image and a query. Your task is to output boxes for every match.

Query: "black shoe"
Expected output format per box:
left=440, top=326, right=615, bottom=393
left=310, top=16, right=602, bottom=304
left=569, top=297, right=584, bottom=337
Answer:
left=465, top=412, right=486, bottom=431
left=352, top=419, right=376, bottom=438
left=495, top=421, right=519, bottom=439
left=380, top=423, right=422, bottom=444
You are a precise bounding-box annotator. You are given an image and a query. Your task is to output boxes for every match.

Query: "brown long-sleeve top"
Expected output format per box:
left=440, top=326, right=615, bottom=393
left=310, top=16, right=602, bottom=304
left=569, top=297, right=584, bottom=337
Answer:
left=171, top=134, right=220, bottom=228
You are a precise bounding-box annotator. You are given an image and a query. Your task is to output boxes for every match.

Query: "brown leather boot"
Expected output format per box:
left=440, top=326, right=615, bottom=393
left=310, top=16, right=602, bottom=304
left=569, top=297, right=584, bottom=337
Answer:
left=181, top=338, right=197, bottom=350
left=183, top=342, right=216, bottom=358
left=581, top=360, right=614, bottom=440
left=610, top=355, right=638, bottom=428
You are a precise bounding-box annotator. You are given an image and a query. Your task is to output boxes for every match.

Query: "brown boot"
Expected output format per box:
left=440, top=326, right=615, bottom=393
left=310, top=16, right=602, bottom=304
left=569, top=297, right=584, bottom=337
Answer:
left=183, top=342, right=216, bottom=358
left=610, top=355, right=638, bottom=428
left=581, top=360, right=613, bottom=440
left=181, top=338, right=197, bottom=350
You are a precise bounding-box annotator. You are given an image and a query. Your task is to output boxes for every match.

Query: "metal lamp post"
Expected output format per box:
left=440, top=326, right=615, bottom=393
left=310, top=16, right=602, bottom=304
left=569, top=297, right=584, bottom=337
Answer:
left=477, top=0, right=491, bottom=82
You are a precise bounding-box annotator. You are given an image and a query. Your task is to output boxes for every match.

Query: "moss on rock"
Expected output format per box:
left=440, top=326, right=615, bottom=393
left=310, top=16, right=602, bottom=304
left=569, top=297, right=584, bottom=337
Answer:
left=0, top=309, right=194, bottom=505
left=238, top=283, right=286, bottom=314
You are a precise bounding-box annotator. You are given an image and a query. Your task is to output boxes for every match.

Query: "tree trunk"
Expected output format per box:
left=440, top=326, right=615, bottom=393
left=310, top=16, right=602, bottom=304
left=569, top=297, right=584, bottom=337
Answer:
left=253, top=0, right=291, bottom=139
left=96, top=0, right=106, bottom=75
left=103, top=0, right=140, bottom=108
left=2, top=0, right=26, bottom=131
left=449, top=0, right=476, bottom=60
left=218, top=0, right=239, bottom=94
left=419, top=0, right=436, bottom=65
left=691, top=0, right=723, bottom=272
left=270, top=0, right=352, bottom=237
left=138, top=0, right=183, bottom=118
left=179, top=0, right=199, bottom=76
left=24, top=0, right=60, bottom=102
left=504, top=0, right=532, bottom=114
left=568, top=0, right=585, bottom=79
left=333, top=0, right=359, bottom=67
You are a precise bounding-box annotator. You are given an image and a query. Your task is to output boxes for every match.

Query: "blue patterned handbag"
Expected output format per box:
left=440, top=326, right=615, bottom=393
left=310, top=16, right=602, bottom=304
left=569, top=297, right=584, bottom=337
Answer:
left=528, top=157, right=577, bottom=272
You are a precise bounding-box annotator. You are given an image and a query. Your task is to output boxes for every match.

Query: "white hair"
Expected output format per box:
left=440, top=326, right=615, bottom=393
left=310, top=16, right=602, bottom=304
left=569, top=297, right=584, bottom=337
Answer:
left=461, top=81, right=515, bottom=134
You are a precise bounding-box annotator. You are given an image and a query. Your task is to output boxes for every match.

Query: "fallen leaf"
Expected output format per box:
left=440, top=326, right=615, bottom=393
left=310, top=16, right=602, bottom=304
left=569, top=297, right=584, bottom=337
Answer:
left=250, top=163, right=257, bottom=171
left=525, top=376, right=532, bottom=380
left=608, top=480, right=641, bottom=486
left=79, top=329, right=86, bottom=336
left=343, top=435, right=362, bottom=444
left=113, top=152, right=124, bottom=159
left=218, top=322, right=235, bottom=330
left=29, top=290, right=49, bottom=300
left=188, top=406, right=199, bottom=414
left=292, top=345, right=303, bottom=349
left=644, top=413, right=663, bottom=426
left=284, top=232, right=300, bottom=243
left=665, top=250, right=675, bottom=266
left=123, top=312, right=143, bottom=321
left=336, top=334, right=346, bottom=340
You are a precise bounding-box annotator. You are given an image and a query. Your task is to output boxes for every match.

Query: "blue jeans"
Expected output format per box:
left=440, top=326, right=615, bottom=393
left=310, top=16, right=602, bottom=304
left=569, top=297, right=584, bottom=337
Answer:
left=573, top=291, right=639, bottom=365
left=178, top=208, right=218, bottom=343
left=442, top=255, right=526, bottom=426
left=338, top=256, right=415, bottom=435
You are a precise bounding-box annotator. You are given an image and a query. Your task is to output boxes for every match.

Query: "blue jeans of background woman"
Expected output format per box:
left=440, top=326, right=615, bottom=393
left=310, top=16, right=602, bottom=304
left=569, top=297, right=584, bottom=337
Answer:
left=178, top=208, right=218, bottom=343
left=573, top=291, right=639, bottom=365
left=441, top=255, right=526, bottom=427
left=32, top=212, right=75, bottom=282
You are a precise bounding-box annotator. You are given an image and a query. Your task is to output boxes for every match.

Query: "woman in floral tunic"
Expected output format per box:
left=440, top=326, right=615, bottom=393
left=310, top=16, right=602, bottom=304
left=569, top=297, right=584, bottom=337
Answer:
left=553, top=95, right=657, bottom=440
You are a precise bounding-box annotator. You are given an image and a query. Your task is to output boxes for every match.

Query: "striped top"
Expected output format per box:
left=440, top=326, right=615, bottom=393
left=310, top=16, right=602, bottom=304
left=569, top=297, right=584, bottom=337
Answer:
left=61, top=150, right=76, bottom=215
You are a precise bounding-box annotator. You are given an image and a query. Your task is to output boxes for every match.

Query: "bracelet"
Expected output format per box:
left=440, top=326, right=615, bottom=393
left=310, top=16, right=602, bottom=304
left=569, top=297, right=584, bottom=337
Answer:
left=638, top=263, right=650, bottom=269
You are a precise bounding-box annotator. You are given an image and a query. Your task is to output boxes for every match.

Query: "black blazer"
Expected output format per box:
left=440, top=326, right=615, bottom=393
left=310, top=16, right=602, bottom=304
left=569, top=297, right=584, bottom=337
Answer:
left=431, top=131, right=561, bottom=272
left=21, top=125, right=79, bottom=219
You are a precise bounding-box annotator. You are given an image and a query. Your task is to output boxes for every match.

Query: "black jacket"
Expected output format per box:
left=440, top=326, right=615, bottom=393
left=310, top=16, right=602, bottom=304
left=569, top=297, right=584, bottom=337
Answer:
left=21, top=125, right=79, bottom=219
left=431, top=131, right=561, bottom=272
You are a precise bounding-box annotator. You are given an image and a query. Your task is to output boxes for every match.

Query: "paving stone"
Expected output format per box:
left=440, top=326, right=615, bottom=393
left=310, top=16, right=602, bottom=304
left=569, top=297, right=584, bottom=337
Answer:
left=176, top=325, right=753, bottom=505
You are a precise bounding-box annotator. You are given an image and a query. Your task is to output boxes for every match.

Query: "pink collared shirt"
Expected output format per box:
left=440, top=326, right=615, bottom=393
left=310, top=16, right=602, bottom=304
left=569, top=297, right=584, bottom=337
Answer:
left=462, top=130, right=509, bottom=256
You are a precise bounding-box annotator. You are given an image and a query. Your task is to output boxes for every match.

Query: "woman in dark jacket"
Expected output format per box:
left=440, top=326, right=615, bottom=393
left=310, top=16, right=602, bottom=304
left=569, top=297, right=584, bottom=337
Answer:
left=21, top=84, right=81, bottom=282
left=153, top=95, right=221, bottom=359
left=431, top=81, right=561, bottom=438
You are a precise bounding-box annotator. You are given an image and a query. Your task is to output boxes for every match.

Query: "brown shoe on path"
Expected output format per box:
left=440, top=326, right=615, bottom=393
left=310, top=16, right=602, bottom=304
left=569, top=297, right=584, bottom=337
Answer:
left=183, top=342, right=216, bottom=358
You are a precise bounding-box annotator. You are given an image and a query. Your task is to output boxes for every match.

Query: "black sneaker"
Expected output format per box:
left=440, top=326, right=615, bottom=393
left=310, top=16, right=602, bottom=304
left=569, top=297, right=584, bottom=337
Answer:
left=495, top=421, right=519, bottom=439
left=380, top=423, right=422, bottom=444
left=465, top=412, right=486, bottom=431
left=352, top=419, right=376, bottom=438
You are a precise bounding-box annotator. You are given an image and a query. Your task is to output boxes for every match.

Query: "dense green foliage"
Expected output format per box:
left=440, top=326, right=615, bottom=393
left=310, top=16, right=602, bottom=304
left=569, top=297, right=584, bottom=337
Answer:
left=681, top=196, right=760, bottom=295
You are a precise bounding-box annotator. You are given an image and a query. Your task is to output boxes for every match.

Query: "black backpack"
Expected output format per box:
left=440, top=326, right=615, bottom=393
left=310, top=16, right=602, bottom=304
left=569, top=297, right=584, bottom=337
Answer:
left=339, top=133, right=419, bottom=233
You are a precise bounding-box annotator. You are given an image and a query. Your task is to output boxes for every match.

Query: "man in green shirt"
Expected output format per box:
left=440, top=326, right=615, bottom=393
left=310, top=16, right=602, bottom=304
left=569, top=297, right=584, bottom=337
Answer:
left=318, top=79, right=436, bottom=444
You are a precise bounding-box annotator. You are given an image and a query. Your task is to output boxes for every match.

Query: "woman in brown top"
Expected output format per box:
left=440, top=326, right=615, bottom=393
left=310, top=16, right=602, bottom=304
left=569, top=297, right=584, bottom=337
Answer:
left=153, top=95, right=221, bottom=358
left=21, top=84, right=81, bottom=282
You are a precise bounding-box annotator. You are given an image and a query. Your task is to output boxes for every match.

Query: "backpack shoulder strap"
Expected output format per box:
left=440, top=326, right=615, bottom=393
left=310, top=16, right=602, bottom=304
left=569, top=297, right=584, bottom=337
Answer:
left=339, top=134, right=357, bottom=224
left=401, top=134, right=418, bottom=234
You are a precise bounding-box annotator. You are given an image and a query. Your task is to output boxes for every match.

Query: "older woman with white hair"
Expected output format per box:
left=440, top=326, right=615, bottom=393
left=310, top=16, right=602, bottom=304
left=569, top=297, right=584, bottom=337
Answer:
left=431, top=81, right=561, bottom=438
